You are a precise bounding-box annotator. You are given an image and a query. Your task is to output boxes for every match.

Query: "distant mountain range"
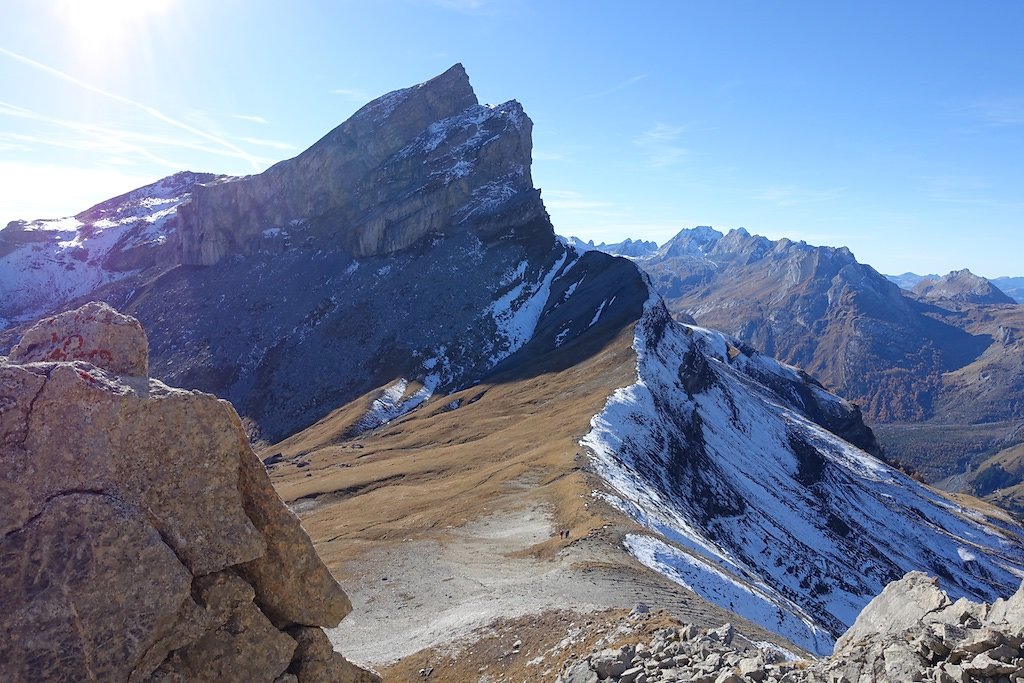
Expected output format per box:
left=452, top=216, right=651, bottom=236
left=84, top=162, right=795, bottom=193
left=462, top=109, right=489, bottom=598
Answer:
left=994, top=277, right=1024, bottom=303
left=3, top=65, right=1023, bottom=654
left=562, top=235, right=659, bottom=258
left=888, top=272, right=1024, bottom=304
left=575, top=227, right=1024, bottom=514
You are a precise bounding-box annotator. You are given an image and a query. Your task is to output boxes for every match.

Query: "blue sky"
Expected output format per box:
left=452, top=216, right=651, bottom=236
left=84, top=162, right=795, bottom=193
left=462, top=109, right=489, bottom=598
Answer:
left=2, top=1, right=1022, bottom=277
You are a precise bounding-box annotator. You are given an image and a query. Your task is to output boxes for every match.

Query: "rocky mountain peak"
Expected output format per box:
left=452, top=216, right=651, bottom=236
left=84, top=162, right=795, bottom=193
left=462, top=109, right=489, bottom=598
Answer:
left=656, top=226, right=723, bottom=258
left=913, top=268, right=1016, bottom=305
left=176, top=63, right=542, bottom=265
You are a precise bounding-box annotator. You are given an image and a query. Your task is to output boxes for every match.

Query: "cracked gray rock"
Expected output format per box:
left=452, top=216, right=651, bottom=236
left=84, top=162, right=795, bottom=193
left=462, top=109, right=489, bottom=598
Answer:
left=0, top=303, right=375, bottom=683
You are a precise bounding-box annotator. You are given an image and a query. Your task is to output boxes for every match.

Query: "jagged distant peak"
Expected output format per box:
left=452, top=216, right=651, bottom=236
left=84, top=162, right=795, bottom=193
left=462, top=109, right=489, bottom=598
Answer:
left=992, top=276, right=1024, bottom=303
left=886, top=272, right=939, bottom=290
left=562, top=235, right=659, bottom=258
left=913, top=268, right=1016, bottom=305
left=654, top=225, right=866, bottom=270
left=655, top=225, right=723, bottom=258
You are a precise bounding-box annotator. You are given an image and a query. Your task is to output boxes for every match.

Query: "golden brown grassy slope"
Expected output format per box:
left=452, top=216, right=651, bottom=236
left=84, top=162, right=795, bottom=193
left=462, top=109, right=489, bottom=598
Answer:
left=268, top=324, right=639, bottom=568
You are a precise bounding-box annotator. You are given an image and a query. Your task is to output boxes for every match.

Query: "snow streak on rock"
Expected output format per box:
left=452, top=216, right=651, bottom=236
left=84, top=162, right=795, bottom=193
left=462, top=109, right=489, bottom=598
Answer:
left=485, top=251, right=572, bottom=365
left=582, top=293, right=1024, bottom=655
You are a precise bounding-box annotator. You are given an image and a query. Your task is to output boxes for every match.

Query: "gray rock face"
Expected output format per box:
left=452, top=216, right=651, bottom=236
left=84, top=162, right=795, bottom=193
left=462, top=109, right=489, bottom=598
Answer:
left=176, top=63, right=537, bottom=264
left=0, top=304, right=376, bottom=683
left=833, top=571, right=951, bottom=652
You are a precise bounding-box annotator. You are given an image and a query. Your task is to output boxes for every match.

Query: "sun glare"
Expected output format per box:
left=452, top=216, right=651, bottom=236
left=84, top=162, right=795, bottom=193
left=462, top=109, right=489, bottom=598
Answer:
left=55, top=0, right=173, bottom=58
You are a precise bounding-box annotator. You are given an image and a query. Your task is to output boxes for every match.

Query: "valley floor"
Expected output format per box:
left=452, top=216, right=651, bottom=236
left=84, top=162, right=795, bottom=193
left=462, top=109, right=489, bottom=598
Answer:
left=326, top=498, right=793, bottom=670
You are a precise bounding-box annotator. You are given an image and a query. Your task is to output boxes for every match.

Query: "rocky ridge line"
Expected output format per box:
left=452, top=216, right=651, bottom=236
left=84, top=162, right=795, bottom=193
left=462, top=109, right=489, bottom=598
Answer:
left=175, top=63, right=539, bottom=265
left=558, top=572, right=1024, bottom=683
left=0, top=301, right=378, bottom=683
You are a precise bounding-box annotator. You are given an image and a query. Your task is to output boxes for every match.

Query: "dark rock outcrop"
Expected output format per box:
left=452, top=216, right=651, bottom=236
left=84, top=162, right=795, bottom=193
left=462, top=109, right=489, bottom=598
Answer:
left=0, top=302, right=376, bottom=683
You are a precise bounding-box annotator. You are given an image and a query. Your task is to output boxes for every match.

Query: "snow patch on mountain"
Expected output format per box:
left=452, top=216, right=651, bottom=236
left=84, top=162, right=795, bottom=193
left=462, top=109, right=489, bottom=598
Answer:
left=485, top=251, right=573, bottom=364
left=357, top=376, right=440, bottom=432
left=626, top=534, right=833, bottom=654
left=0, top=171, right=217, bottom=328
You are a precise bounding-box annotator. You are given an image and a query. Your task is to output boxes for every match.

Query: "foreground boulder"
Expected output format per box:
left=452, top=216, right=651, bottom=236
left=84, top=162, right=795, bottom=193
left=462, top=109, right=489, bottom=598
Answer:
left=558, top=572, right=1024, bottom=682
left=0, top=302, right=377, bottom=682
left=823, top=571, right=1024, bottom=683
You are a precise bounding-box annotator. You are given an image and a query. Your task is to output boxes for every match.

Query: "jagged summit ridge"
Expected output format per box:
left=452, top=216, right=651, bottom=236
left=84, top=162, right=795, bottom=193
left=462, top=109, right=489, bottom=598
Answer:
left=564, top=235, right=659, bottom=258
left=176, top=63, right=540, bottom=264
left=582, top=291, right=1024, bottom=655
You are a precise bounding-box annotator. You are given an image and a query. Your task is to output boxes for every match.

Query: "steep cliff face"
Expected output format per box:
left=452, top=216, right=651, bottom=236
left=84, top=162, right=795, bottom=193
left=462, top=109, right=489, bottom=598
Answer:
left=176, top=63, right=537, bottom=264
left=0, top=302, right=376, bottom=683
left=0, top=65, right=555, bottom=444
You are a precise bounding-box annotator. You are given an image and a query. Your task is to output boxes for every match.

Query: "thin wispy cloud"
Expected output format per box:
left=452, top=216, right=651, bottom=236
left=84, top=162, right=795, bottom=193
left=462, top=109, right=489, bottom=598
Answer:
left=0, top=103, right=183, bottom=169
left=543, top=189, right=614, bottom=213
left=578, top=74, right=648, bottom=101
left=0, top=47, right=263, bottom=170
left=532, top=149, right=565, bottom=162
left=0, top=140, right=34, bottom=153
left=0, top=101, right=276, bottom=169
left=635, top=123, right=689, bottom=167
left=966, top=98, right=1024, bottom=127
left=331, top=87, right=369, bottom=102
left=753, top=185, right=843, bottom=207
left=232, top=114, right=269, bottom=125
left=238, top=137, right=296, bottom=151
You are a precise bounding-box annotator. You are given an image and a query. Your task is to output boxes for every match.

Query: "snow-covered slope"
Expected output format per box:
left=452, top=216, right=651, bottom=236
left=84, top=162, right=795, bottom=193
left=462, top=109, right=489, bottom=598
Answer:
left=582, top=292, right=1024, bottom=655
left=0, top=171, right=221, bottom=327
